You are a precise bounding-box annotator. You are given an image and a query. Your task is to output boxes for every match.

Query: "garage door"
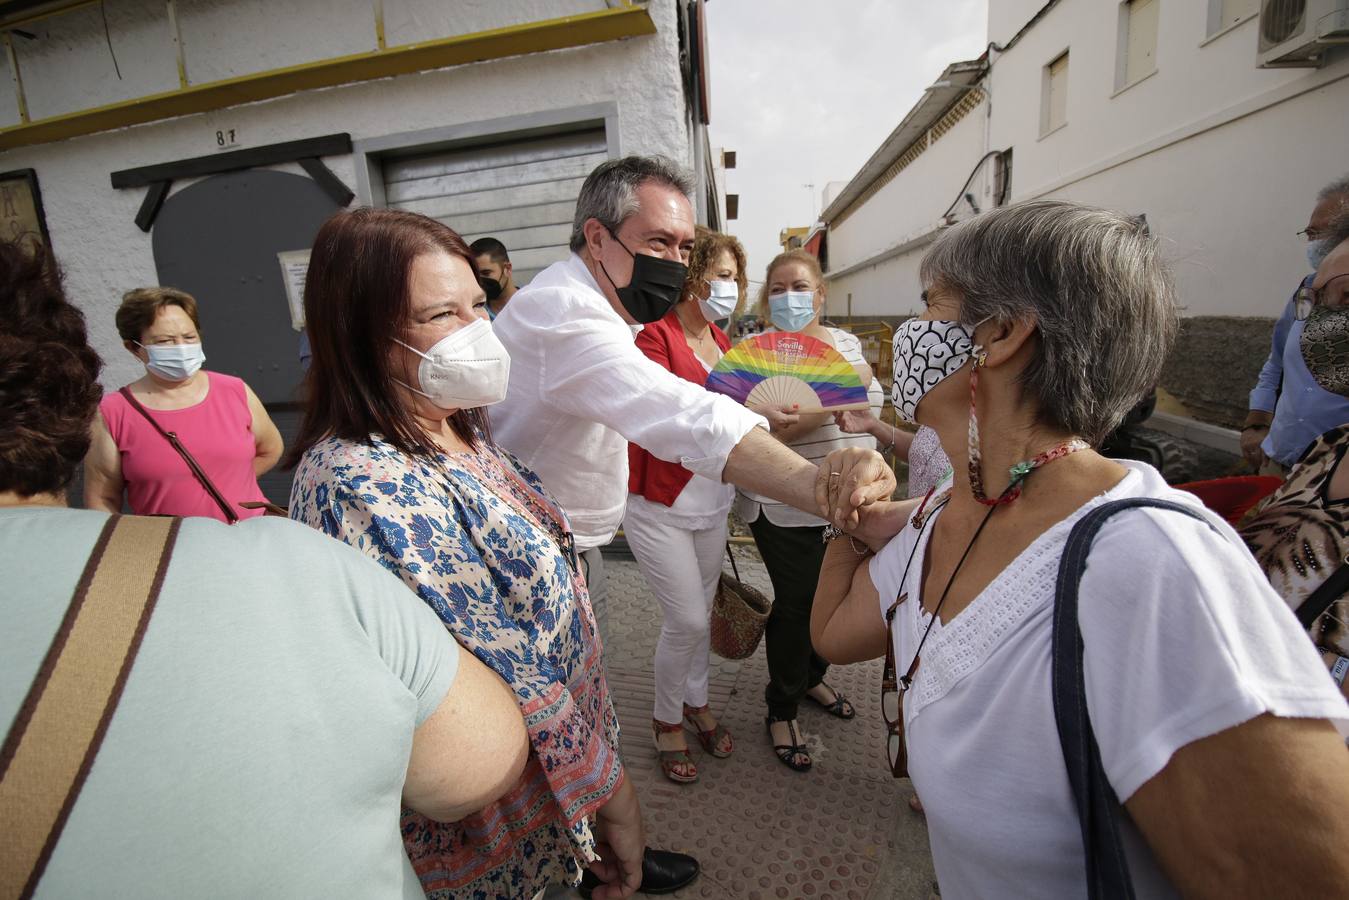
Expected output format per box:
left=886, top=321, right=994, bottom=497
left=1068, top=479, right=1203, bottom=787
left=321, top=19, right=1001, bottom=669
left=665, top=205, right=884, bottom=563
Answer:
left=382, top=127, right=608, bottom=286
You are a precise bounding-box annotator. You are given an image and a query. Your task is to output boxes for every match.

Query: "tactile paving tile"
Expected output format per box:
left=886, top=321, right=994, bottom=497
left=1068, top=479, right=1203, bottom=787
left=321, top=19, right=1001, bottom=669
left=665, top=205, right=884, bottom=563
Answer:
left=559, top=549, right=937, bottom=899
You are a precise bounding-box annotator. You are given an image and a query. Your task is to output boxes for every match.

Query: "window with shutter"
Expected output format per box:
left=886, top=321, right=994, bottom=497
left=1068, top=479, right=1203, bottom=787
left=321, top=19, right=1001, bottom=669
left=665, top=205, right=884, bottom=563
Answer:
left=1118, top=0, right=1160, bottom=90
left=1041, top=52, right=1069, bottom=135
left=1207, top=0, right=1257, bottom=37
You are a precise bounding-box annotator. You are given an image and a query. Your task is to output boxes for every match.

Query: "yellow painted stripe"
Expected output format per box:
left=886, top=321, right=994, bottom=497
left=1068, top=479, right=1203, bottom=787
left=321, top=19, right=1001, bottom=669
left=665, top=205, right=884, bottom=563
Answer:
left=0, top=5, right=656, bottom=150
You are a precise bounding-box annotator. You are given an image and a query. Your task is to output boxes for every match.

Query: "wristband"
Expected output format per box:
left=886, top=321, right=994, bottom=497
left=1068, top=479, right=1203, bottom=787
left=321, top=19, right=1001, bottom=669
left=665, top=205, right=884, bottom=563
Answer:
left=1332, top=655, right=1349, bottom=687
left=1241, top=423, right=1269, bottom=433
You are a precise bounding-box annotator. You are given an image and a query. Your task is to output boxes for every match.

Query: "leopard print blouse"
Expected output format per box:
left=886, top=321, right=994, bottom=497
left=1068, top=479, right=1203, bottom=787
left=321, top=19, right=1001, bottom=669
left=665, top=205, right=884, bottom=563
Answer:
left=1241, top=424, right=1348, bottom=660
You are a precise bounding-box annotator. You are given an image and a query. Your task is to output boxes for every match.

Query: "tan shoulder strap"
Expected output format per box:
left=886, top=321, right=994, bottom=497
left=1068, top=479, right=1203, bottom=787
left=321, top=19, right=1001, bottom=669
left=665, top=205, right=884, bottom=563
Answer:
left=0, top=514, right=179, bottom=900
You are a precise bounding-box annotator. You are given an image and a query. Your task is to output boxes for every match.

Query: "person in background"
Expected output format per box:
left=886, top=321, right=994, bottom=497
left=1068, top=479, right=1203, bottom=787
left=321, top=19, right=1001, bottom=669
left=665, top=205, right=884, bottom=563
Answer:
left=1242, top=174, right=1349, bottom=473
left=0, top=238, right=529, bottom=899
left=736, top=248, right=885, bottom=773
left=489, top=156, right=894, bottom=658
left=1242, top=211, right=1349, bottom=700
left=470, top=236, right=519, bottom=320
left=624, top=226, right=746, bottom=784
left=812, top=201, right=1349, bottom=898
left=83, top=287, right=284, bottom=522
left=287, top=207, right=657, bottom=900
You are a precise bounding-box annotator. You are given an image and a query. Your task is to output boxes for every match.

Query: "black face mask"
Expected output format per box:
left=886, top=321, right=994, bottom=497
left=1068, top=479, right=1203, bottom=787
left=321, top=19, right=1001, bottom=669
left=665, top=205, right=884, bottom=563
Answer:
left=478, top=273, right=505, bottom=302
left=598, top=231, right=687, bottom=324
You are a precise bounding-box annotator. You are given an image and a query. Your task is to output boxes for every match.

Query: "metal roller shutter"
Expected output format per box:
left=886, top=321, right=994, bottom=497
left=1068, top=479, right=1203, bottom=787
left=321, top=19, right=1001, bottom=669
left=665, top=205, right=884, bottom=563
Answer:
left=383, top=128, right=608, bottom=286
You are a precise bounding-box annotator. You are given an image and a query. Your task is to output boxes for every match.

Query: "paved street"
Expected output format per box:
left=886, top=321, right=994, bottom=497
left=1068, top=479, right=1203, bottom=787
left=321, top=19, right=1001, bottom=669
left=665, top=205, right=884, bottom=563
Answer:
left=558, top=544, right=938, bottom=900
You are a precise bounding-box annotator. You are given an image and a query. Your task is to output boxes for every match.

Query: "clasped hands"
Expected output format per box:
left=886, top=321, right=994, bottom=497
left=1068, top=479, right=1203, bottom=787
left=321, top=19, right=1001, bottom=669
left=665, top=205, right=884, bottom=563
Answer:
left=814, top=448, right=905, bottom=546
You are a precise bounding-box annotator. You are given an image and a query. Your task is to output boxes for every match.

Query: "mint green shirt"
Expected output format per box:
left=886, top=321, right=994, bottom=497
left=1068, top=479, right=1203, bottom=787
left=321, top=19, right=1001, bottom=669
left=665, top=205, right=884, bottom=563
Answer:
left=1, top=508, right=460, bottom=899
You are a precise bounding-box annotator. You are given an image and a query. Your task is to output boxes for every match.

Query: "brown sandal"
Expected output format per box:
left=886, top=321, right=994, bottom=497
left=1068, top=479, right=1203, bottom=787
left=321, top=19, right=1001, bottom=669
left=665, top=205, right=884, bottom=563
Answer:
left=653, top=719, right=698, bottom=783
left=683, top=703, right=734, bottom=758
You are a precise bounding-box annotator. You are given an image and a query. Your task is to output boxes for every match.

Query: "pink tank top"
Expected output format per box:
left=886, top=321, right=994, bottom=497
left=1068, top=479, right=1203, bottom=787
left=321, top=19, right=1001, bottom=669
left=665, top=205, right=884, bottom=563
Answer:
left=100, top=371, right=268, bottom=521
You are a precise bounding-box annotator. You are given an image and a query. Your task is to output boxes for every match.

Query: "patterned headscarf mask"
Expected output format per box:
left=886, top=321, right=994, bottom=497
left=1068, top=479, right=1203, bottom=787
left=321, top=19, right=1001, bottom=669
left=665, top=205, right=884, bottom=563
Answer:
left=890, top=318, right=984, bottom=423
left=1301, top=305, right=1349, bottom=398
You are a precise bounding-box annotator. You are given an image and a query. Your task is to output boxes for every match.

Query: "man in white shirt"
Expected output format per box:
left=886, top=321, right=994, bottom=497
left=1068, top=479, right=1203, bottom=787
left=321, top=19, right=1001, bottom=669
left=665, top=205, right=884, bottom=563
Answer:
left=492, top=156, right=893, bottom=641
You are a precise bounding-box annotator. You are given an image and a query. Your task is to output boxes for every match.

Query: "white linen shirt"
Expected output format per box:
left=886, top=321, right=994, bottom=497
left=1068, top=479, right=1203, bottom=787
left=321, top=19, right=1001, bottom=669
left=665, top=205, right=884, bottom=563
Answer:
left=490, top=254, right=766, bottom=550
left=869, top=461, right=1349, bottom=899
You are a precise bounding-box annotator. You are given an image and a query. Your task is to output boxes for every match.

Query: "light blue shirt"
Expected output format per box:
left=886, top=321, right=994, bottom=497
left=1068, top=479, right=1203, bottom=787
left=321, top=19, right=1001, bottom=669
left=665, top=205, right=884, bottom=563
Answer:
left=1249, top=276, right=1349, bottom=466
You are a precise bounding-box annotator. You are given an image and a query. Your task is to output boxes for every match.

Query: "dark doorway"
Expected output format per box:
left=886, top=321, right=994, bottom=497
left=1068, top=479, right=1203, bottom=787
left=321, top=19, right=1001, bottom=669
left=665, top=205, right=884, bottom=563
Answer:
left=152, top=169, right=339, bottom=506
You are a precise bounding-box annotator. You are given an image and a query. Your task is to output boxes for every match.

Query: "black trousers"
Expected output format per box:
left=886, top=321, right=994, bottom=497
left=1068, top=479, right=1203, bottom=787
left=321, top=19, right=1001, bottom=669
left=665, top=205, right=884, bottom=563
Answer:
left=748, top=514, right=829, bottom=720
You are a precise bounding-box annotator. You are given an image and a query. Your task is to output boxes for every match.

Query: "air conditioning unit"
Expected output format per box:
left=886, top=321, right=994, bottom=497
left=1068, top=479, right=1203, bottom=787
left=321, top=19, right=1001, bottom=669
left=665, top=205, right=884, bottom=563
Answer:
left=1257, top=0, right=1349, bottom=68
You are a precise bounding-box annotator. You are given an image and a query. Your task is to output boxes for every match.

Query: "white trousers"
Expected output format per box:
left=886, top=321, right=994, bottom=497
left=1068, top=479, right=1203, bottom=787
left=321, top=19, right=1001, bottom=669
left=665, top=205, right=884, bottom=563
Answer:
left=622, top=503, right=727, bottom=724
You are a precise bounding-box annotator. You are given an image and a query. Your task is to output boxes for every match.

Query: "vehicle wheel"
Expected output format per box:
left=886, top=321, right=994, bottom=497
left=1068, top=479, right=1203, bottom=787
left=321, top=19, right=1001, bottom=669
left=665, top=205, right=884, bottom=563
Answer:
left=1131, top=427, right=1201, bottom=484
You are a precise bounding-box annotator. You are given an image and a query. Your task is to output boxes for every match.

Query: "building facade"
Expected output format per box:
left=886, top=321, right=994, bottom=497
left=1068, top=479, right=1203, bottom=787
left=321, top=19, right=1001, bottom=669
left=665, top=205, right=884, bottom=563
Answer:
left=2, top=0, right=707, bottom=501
left=823, top=0, right=1349, bottom=428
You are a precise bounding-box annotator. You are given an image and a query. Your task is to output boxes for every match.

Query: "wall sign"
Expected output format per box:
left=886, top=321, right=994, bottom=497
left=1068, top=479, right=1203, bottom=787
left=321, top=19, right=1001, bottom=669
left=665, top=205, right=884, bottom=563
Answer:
left=214, top=127, right=239, bottom=150
left=277, top=248, right=310, bottom=330
left=0, top=169, right=51, bottom=248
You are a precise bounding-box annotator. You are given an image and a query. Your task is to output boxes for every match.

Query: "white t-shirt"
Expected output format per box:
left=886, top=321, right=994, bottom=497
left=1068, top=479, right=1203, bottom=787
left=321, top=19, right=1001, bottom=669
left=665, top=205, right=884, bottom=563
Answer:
left=735, top=327, right=883, bottom=528
left=868, top=462, right=1349, bottom=899
left=491, top=254, right=766, bottom=550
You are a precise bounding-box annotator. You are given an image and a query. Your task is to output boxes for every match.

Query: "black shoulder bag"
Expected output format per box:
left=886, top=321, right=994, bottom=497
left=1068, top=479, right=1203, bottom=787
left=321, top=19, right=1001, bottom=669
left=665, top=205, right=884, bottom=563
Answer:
left=1052, top=497, right=1221, bottom=900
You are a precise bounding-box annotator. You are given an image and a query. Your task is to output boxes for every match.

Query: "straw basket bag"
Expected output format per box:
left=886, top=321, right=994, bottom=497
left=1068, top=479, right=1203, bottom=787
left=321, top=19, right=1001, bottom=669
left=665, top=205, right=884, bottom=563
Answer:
left=710, top=544, right=772, bottom=660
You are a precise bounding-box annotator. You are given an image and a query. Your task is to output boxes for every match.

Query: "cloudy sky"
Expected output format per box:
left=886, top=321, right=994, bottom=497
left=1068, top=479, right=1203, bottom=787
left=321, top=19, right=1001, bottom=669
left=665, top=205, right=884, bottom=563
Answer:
left=705, top=0, right=988, bottom=284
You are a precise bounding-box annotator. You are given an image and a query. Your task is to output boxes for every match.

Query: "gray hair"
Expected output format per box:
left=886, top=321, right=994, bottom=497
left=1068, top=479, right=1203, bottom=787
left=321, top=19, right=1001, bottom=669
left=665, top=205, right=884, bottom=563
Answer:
left=569, top=155, right=695, bottom=252
left=1324, top=209, right=1349, bottom=253
left=1318, top=173, right=1349, bottom=203
left=919, top=200, right=1179, bottom=444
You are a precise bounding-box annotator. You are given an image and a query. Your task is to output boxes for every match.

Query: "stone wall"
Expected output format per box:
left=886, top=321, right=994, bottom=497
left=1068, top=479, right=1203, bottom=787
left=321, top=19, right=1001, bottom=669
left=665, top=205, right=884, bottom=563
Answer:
left=1160, top=316, right=1274, bottom=429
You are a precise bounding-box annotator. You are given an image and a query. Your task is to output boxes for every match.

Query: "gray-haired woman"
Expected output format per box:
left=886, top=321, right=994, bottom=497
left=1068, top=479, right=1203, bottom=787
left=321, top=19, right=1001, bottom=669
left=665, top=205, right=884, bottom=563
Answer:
left=811, top=201, right=1349, bottom=898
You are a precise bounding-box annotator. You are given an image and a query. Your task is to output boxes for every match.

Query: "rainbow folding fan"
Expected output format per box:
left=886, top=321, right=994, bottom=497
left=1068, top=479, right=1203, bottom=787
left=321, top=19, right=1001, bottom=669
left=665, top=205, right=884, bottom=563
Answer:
left=706, top=332, right=871, bottom=412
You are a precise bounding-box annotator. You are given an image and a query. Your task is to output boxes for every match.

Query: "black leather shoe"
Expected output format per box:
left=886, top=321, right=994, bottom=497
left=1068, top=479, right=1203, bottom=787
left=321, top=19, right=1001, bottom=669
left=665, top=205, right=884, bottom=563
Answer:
left=577, top=847, right=700, bottom=897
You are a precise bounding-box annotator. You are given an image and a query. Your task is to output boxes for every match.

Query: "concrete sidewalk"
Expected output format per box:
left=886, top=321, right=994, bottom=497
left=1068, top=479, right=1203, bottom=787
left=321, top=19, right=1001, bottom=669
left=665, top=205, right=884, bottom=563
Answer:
left=561, top=545, right=939, bottom=900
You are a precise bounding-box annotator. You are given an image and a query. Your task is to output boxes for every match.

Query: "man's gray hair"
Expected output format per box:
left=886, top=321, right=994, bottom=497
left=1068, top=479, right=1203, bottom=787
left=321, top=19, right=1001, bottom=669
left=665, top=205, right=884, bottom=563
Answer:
left=920, top=200, right=1179, bottom=444
left=569, top=155, right=695, bottom=252
left=1324, top=209, right=1349, bottom=253
left=1318, top=173, right=1349, bottom=203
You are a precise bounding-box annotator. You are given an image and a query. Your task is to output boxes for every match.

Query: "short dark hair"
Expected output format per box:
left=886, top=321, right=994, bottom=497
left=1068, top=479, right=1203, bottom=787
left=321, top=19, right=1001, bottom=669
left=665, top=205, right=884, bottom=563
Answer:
left=469, top=237, right=509, bottom=264
left=285, top=208, right=488, bottom=468
left=0, top=240, right=104, bottom=497
left=115, top=286, right=201, bottom=343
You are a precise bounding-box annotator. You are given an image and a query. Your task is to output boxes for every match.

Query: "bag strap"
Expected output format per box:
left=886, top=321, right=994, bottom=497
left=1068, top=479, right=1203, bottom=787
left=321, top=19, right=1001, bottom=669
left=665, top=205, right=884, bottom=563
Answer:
left=1053, top=497, right=1219, bottom=900
left=0, top=515, right=179, bottom=900
left=118, top=387, right=239, bottom=524
left=725, top=542, right=742, bottom=583
left=1296, top=557, right=1349, bottom=630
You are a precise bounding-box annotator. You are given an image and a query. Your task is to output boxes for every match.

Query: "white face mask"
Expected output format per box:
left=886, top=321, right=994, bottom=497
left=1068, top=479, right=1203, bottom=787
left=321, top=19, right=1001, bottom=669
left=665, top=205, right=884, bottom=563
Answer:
left=890, top=319, right=979, bottom=423
left=698, top=280, right=739, bottom=323
left=139, top=342, right=205, bottom=382
left=395, top=318, right=511, bottom=410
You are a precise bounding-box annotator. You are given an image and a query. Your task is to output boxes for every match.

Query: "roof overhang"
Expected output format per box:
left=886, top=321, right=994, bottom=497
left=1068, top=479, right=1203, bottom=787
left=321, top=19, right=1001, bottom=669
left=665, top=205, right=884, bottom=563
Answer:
left=820, top=57, right=987, bottom=224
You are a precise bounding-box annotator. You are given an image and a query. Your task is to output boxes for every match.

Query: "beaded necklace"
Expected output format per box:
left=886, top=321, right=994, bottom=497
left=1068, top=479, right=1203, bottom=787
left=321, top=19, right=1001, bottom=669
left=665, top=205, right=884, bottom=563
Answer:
left=966, top=355, right=1090, bottom=506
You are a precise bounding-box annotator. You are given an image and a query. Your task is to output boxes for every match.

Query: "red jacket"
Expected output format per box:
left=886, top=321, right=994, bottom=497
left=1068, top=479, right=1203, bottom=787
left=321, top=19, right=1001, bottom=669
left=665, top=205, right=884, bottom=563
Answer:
left=628, top=311, right=732, bottom=506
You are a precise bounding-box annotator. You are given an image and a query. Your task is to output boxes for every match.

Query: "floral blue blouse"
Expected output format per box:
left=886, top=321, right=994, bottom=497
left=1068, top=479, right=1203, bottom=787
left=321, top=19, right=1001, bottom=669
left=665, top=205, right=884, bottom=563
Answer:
left=290, top=435, right=622, bottom=899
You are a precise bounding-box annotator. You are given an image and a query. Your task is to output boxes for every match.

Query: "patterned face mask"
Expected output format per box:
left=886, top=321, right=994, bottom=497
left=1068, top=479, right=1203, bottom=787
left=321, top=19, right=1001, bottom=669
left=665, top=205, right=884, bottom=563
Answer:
left=1301, top=305, right=1349, bottom=397
left=890, top=319, right=980, bottom=423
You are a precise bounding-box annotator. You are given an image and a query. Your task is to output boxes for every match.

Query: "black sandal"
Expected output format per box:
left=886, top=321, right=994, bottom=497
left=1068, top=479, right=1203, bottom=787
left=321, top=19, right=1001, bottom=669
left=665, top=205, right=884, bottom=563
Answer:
left=766, top=716, right=812, bottom=772
left=806, top=682, right=856, bottom=720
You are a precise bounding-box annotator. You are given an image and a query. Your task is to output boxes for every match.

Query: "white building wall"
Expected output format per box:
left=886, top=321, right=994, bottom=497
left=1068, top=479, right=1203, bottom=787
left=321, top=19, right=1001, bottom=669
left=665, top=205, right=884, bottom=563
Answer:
left=2, top=0, right=690, bottom=387
left=826, top=97, right=988, bottom=319
left=987, top=5, right=1349, bottom=317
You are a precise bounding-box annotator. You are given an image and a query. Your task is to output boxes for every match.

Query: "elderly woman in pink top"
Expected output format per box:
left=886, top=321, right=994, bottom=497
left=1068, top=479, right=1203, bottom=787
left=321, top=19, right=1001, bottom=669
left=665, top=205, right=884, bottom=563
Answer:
left=84, top=287, right=283, bottom=522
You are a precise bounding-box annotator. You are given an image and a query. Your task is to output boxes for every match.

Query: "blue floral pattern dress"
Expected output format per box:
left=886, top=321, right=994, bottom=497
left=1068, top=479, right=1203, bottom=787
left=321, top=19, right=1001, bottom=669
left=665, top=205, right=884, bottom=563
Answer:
left=290, top=434, right=622, bottom=899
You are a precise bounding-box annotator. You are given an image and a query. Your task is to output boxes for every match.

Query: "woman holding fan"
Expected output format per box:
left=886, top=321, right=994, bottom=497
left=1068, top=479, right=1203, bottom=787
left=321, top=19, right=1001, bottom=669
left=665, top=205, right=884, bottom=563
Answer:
left=737, top=249, right=884, bottom=772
